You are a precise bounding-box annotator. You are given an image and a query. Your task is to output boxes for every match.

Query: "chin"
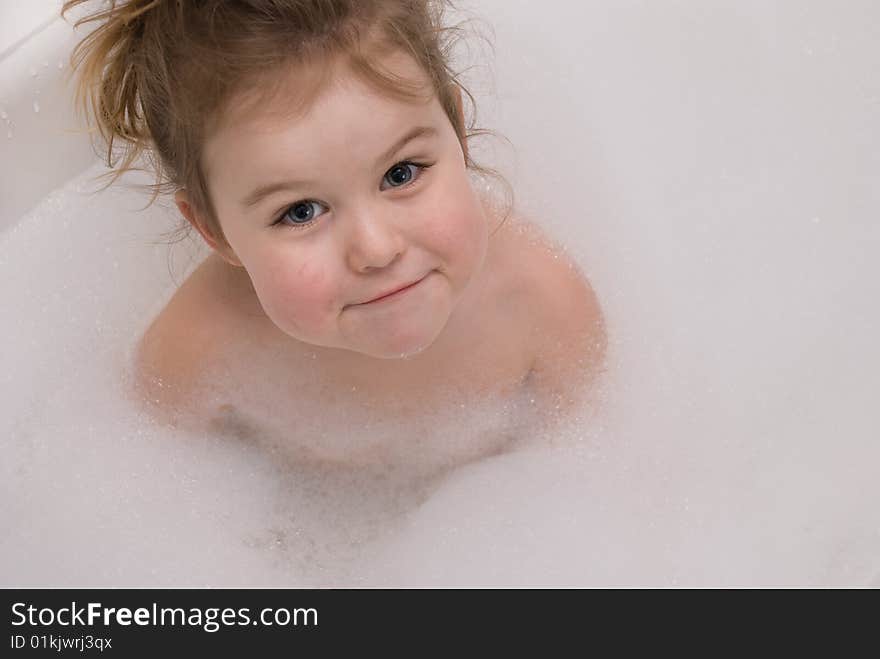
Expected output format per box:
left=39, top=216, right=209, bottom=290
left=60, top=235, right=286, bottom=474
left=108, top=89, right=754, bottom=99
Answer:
left=359, top=334, right=439, bottom=360
left=356, top=318, right=448, bottom=360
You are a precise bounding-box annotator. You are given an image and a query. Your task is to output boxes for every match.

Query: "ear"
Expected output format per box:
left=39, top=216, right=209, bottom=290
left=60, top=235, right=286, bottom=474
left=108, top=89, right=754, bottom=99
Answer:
left=451, top=84, right=469, bottom=162
left=174, top=189, right=243, bottom=267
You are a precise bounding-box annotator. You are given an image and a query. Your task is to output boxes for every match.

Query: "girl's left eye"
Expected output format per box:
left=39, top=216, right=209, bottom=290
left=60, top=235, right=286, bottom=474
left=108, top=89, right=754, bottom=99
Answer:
left=271, top=160, right=433, bottom=230
left=380, top=161, right=430, bottom=190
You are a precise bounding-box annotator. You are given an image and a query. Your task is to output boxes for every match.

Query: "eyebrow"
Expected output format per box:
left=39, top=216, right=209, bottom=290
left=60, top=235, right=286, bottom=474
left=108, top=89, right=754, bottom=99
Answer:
left=239, top=125, right=438, bottom=210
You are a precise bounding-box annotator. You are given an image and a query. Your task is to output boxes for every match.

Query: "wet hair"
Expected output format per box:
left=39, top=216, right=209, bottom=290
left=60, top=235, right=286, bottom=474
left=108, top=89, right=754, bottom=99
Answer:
left=61, top=0, right=512, bottom=247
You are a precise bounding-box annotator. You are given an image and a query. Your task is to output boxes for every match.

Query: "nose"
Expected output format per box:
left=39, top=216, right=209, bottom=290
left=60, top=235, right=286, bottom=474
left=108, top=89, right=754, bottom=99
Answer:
left=344, top=205, right=407, bottom=273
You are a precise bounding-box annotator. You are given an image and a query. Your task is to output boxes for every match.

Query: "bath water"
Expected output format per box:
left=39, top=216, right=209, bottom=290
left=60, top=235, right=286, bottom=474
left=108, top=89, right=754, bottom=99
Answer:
left=2, top=0, right=879, bottom=586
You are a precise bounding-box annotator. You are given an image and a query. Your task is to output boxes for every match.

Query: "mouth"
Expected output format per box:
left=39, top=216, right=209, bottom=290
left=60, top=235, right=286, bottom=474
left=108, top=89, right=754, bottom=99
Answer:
left=354, top=273, right=430, bottom=306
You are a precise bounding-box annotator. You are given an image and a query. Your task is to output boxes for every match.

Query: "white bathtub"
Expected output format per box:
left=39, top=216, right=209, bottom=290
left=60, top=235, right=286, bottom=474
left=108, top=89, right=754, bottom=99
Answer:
left=0, top=0, right=97, bottom=229
left=2, top=1, right=880, bottom=587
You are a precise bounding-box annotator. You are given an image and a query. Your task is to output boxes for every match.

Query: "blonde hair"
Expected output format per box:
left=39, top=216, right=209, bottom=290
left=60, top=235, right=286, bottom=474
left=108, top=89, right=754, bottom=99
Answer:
left=61, top=0, right=512, bottom=246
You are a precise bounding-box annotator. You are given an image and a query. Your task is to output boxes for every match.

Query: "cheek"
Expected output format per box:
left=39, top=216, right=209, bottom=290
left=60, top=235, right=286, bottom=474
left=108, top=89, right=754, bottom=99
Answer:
left=421, top=181, right=487, bottom=262
left=249, top=253, right=339, bottom=330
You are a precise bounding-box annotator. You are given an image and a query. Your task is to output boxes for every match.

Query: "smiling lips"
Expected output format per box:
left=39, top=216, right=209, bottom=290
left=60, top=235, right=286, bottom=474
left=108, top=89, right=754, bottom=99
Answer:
left=358, top=274, right=427, bottom=305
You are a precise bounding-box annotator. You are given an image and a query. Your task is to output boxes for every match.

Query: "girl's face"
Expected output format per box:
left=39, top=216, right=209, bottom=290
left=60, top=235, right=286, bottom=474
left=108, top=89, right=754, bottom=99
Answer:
left=188, top=51, right=490, bottom=360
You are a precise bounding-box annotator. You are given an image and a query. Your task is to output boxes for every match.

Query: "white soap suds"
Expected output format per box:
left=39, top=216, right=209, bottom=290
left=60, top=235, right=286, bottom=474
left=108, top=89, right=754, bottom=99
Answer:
left=3, top=0, right=880, bottom=586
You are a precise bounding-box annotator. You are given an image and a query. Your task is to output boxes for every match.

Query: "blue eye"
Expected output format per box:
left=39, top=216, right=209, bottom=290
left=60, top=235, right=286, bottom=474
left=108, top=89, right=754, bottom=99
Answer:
left=271, top=160, right=433, bottom=230
left=278, top=201, right=327, bottom=229
left=380, top=161, right=432, bottom=191
left=384, top=162, right=417, bottom=187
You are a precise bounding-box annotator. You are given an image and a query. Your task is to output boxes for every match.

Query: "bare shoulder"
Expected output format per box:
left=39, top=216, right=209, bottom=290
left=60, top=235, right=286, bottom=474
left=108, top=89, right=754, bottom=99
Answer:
left=495, top=214, right=606, bottom=345
left=505, top=215, right=608, bottom=418
left=129, top=253, right=247, bottom=431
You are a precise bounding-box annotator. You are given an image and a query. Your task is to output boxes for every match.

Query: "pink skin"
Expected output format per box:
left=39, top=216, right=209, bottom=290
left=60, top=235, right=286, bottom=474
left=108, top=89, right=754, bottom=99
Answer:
left=176, top=51, right=491, bottom=361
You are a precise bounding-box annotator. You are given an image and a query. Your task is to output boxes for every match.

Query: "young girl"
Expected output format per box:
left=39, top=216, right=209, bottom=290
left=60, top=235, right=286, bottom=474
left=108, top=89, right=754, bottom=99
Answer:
left=63, top=0, right=607, bottom=476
